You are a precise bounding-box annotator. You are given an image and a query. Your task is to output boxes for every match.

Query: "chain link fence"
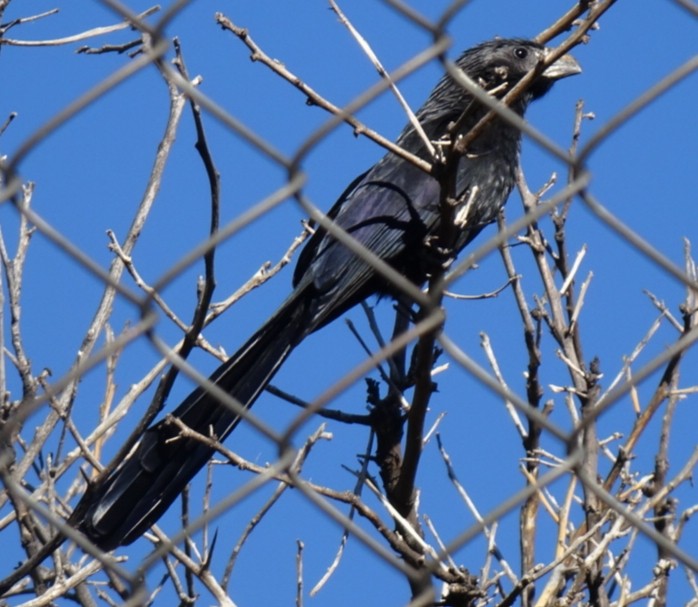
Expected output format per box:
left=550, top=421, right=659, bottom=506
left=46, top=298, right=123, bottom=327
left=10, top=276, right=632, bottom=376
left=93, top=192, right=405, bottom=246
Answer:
left=1, top=1, right=697, bottom=605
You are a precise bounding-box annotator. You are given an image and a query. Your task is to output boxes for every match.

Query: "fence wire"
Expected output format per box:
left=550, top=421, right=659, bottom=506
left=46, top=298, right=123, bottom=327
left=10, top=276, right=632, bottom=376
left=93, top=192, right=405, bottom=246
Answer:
left=1, top=1, right=697, bottom=606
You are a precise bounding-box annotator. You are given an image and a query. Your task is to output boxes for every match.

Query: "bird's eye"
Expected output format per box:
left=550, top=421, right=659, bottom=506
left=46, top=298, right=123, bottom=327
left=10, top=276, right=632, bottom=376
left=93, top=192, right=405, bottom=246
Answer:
left=514, top=47, right=528, bottom=59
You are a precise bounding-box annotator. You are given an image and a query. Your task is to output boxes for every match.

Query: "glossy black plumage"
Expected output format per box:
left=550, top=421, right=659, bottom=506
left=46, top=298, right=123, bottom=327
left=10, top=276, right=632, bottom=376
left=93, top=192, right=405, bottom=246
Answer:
left=75, top=39, right=580, bottom=549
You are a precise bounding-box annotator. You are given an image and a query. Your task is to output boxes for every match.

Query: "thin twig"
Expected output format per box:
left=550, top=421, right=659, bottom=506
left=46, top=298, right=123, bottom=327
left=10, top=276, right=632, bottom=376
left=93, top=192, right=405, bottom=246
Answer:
left=0, top=6, right=159, bottom=47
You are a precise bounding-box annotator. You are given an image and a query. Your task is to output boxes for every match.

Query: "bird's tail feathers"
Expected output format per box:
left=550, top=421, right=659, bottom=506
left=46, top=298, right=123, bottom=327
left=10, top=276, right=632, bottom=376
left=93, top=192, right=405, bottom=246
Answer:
left=76, top=291, right=313, bottom=549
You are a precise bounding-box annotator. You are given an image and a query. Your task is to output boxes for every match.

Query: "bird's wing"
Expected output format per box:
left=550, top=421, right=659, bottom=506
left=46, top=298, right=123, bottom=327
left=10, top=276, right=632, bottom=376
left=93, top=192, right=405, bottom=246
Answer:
left=293, top=155, right=442, bottom=327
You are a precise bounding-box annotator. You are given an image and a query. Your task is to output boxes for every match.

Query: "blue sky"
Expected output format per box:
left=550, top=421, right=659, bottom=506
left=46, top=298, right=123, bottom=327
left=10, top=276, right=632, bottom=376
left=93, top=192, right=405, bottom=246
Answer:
left=1, top=1, right=697, bottom=605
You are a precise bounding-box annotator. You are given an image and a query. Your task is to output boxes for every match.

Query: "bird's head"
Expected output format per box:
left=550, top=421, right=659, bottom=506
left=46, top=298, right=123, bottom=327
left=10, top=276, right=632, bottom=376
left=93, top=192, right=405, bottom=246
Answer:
left=456, top=38, right=581, bottom=102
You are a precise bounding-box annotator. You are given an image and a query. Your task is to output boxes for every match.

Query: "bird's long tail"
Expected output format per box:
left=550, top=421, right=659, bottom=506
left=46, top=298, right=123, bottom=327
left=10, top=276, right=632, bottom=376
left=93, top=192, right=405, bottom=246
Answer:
left=75, top=291, right=314, bottom=550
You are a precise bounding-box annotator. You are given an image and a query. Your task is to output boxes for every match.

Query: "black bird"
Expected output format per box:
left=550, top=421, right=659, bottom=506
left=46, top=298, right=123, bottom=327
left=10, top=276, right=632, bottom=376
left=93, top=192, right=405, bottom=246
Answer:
left=76, top=39, right=580, bottom=549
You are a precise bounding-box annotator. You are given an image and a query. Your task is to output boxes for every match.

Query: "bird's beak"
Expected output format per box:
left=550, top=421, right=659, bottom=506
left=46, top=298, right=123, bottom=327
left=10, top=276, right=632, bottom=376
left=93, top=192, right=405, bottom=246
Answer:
left=541, top=51, right=582, bottom=80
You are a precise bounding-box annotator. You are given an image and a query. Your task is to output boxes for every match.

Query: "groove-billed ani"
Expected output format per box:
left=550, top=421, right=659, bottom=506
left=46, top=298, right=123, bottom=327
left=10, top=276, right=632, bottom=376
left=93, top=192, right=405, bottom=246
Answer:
left=76, top=39, right=580, bottom=549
